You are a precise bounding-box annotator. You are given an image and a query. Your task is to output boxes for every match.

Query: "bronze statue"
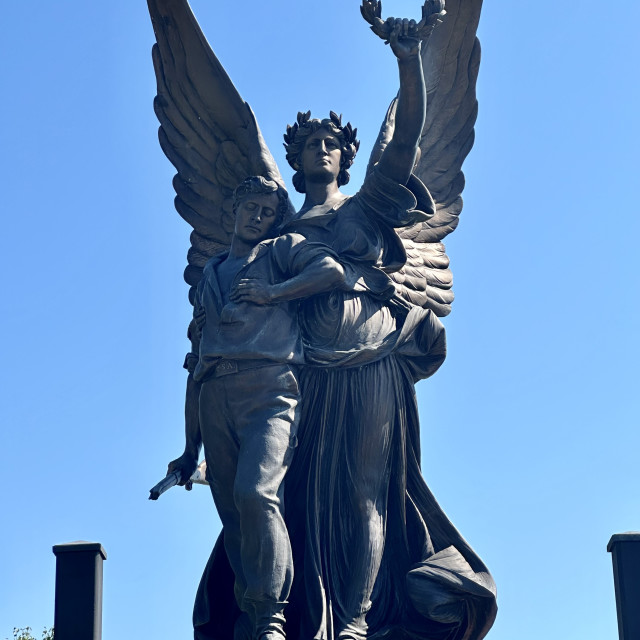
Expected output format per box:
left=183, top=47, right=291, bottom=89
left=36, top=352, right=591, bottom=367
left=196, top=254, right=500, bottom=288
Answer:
left=147, top=1, right=497, bottom=639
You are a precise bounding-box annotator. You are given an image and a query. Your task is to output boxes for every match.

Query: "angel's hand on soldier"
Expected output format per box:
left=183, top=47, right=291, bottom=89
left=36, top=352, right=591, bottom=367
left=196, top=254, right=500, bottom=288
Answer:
left=230, top=279, right=274, bottom=305
left=389, top=20, right=421, bottom=60
left=167, top=452, right=198, bottom=486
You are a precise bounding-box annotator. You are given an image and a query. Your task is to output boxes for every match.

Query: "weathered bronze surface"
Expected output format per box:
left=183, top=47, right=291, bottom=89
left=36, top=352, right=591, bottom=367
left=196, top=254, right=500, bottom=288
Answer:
left=147, top=1, right=497, bottom=639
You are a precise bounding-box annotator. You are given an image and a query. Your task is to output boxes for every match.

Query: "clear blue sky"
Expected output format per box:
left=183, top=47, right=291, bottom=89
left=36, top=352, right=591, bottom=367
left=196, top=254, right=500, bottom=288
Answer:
left=1, top=1, right=639, bottom=638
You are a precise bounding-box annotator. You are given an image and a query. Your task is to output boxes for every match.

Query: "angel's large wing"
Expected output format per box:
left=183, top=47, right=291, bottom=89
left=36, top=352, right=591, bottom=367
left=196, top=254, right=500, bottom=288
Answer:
left=148, top=0, right=290, bottom=303
left=369, top=0, right=482, bottom=317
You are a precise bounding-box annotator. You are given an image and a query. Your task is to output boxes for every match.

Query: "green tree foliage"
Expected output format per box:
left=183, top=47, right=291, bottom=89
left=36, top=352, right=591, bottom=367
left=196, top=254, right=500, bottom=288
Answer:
left=6, top=628, right=54, bottom=640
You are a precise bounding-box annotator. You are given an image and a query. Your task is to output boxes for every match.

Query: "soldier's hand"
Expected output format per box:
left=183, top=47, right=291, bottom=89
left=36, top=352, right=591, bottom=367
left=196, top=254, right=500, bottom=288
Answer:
left=167, top=452, right=198, bottom=487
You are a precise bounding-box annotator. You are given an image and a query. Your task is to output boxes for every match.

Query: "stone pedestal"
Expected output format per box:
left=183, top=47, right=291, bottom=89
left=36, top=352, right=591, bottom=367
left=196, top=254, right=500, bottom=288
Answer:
left=52, top=541, right=107, bottom=640
left=608, top=532, right=640, bottom=640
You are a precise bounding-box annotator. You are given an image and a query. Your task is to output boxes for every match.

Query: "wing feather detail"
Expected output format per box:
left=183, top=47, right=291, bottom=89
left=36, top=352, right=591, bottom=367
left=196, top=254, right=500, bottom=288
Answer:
left=147, top=0, right=290, bottom=302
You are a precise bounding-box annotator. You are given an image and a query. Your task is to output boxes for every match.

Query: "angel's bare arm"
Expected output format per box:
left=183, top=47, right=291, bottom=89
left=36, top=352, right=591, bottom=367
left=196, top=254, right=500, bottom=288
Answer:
left=375, top=23, right=426, bottom=186
left=231, top=256, right=345, bottom=305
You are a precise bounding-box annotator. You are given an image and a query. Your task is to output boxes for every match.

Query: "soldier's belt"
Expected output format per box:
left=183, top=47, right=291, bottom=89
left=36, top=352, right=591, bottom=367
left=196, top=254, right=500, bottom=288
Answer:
left=213, top=358, right=278, bottom=377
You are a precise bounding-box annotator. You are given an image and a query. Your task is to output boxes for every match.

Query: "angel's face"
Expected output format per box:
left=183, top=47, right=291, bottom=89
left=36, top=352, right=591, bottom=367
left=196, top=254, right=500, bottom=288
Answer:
left=301, top=128, right=342, bottom=184
left=233, top=192, right=280, bottom=245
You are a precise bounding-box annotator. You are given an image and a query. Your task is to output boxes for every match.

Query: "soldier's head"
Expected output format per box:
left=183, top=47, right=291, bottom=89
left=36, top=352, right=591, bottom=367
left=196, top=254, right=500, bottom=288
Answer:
left=284, top=111, right=360, bottom=194
left=232, top=176, right=290, bottom=244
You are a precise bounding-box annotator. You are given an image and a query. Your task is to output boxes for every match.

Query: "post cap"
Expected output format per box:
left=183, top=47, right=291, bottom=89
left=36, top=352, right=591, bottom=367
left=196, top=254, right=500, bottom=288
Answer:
left=607, top=532, right=640, bottom=553
left=52, top=541, right=107, bottom=560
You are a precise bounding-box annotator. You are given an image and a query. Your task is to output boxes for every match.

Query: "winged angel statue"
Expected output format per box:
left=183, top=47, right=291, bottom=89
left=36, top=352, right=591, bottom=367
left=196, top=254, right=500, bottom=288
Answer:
left=147, top=0, right=497, bottom=639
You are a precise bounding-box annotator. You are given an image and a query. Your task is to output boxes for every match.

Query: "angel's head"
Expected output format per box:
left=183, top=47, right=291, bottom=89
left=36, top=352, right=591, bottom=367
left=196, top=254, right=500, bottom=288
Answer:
left=232, top=176, right=290, bottom=242
left=284, top=111, right=360, bottom=194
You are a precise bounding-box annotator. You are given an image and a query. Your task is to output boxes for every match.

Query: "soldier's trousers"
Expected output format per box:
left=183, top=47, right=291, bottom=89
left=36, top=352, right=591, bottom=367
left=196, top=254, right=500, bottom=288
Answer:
left=199, top=362, right=299, bottom=627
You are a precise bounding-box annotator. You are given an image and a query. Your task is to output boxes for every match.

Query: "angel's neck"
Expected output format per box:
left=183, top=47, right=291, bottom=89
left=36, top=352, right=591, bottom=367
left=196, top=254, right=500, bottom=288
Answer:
left=300, top=181, right=343, bottom=214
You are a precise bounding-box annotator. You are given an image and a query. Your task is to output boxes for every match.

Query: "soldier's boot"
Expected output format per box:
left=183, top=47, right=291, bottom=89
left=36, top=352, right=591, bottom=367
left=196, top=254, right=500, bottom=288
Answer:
left=251, top=602, right=287, bottom=640
left=336, top=604, right=370, bottom=640
left=337, top=623, right=368, bottom=640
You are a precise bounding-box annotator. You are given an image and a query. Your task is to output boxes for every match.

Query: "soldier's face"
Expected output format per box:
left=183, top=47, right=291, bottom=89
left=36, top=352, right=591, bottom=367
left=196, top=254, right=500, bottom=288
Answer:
left=301, top=128, right=342, bottom=183
left=234, top=192, right=280, bottom=244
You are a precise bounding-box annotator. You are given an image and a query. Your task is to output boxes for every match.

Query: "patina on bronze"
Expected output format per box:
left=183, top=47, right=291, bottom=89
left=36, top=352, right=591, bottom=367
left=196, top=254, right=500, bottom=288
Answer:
left=147, top=1, right=497, bottom=639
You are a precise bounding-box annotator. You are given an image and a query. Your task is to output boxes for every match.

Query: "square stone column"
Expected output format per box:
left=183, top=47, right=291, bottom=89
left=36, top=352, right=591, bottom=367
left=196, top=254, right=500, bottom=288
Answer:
left=52, top=541, right=107, bottom=640
left=608, top=532, right=640, bottom=640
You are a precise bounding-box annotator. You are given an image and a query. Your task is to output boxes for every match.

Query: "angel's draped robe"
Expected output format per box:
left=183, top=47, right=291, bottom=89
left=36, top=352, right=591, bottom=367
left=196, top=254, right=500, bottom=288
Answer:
left=193, top=170, right=497, bottom=640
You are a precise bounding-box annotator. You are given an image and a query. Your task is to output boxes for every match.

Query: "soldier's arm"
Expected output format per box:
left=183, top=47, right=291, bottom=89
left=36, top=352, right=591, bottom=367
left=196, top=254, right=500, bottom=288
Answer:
left=167, top=319, right=202, bottom=485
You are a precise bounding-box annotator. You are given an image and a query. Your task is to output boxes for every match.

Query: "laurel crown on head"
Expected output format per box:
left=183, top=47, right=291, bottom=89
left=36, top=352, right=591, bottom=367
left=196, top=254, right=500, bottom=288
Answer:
left=284, top=111, right=360, bottom=194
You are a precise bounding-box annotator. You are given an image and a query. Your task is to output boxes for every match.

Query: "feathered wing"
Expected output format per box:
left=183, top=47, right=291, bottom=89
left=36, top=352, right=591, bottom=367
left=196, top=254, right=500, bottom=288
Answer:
left=370, top=0, right=482, bottom=317
left=148, top=0, right=291, bottom=302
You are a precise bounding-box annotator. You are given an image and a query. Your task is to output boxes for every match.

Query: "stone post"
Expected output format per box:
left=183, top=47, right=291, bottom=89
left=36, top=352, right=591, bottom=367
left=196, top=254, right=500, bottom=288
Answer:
left=608, top=532, right=640, bottom=640
left=52, top=541, right=107, bottom=640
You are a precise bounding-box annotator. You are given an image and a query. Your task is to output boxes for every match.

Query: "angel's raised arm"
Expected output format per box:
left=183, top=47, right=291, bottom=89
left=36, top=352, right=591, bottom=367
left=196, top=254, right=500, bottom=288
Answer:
left=363, top=0, right=483, bottom=318
left=375, top=23, right=426, bottom=186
